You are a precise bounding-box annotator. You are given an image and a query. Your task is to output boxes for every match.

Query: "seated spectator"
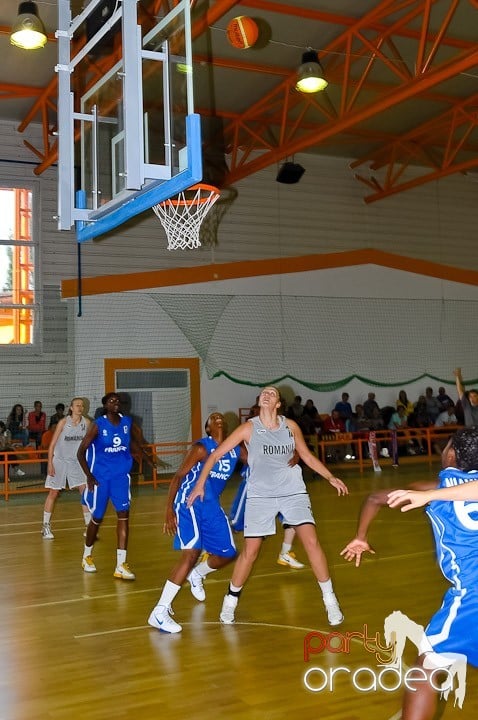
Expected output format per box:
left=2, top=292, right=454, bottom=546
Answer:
left=287, top=395, right=304, bottom=420
left=396, top=390, right=414, bottom=417
left=435, top=403, right=458, bottom=428
left=363, top=392, right=380, bottom=419
left=27, top=401, right=47, bottom=448
left=425, top=386, right=440, bottom=423
left=49, top=403, right=65, bottom=427
left=388, top=406, right=421, bottom=455
left=350, top=404, right=370, bottom=432
left=0, top=421, right=25, bottom=477
left=334, top=392, right=353, bottom=430
left=301, top=399, right=322, bottom=435
left=323, top=410, right=347, bottom=461
left=432, top=403, right=458, bottom=455
left=436, top=386, right=453, bottom=412
left=6, top=404, right=29, bottom=446
left=369, top=406, right=385, bottom=431
left=412, top=395, right=430, bottom=428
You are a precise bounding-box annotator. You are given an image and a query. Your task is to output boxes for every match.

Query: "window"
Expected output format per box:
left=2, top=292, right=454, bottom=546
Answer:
left=0, top=185, right=36, bottom=346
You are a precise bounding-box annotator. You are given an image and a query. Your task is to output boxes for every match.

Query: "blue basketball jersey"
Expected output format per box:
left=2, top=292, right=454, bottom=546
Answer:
left=424, top=466, right=478, bottom=667
left=87, top=414, right=134, bottom=478
left=426, top=467, right=478, bottom=586
left=175, top=435, right=241, bottom=505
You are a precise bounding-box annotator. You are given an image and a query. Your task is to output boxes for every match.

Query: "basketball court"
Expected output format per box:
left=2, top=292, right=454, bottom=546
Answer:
left=1, top=462, right=476, bottom=719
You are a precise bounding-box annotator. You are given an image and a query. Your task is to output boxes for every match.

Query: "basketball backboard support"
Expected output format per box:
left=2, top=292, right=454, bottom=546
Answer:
left=57, top=0, right=202, bottom=243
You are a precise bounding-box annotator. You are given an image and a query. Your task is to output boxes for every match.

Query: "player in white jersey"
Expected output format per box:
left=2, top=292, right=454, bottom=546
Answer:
left=41, top=398, right=91, bottom=540
left=188, top=386, right=348, bottom=627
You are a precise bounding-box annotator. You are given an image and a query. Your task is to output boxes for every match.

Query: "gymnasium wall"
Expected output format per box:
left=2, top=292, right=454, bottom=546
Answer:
left=1, top=118, right=478, bottom=425
left=68, top=263, right=475, bottom=430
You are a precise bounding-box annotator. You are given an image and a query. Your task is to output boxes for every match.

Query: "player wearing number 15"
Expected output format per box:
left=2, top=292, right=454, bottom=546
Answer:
left=148, top=413, right=246, bottom=633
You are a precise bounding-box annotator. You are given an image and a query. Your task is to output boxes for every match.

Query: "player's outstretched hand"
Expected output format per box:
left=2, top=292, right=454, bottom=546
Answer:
left=327, top=475, right=348, bottom=495
left=387, top=488, right=431, bottom=511
left=340, top=538, right=375, bottom=567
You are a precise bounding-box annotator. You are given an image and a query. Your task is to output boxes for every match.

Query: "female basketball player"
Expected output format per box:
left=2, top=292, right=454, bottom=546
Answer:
left=188, top=386, right=348, bottom=627
left=41, top=397, right=91, bottom=539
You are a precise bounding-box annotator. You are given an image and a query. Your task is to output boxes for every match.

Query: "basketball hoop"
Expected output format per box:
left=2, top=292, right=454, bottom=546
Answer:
left=152, top=183, right=220, bottom=250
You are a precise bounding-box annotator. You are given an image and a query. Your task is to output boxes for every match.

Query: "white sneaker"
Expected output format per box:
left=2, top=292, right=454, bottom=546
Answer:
left=187, top=568, right=206, bottom=601
left=41, top=523, right=54, bottom=540
left=148, top=605, right=182, bottom=634
left=277, top=551, right=305, bottom=569
left=220, top=594, right=238, bottom=624
left=82, top=555, right=97, bottom=573
left=380, top=448, right=389, bottom=458
left=114, top=562, right=136, bottom=580
left=323, top=592, right=344, bottom=626
left=14, top=467, right=26, bottom=477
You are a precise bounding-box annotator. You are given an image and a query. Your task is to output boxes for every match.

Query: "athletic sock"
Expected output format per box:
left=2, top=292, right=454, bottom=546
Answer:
left=193, top=560, right=217, bottom=578
left=83, top=545, right=94, bottom=560
left=43, top=511, right=52, bottom=525
left=280, top=542, right=292, bottom=555
left=228, top=583, right=243, bottom=597
left=117, top=549, right=127, bottom=566
left=83, top=510, right=92, bottom=525
left=318, top=579, right=334, bottom=597
left=157, top=580, right=181, bottom=607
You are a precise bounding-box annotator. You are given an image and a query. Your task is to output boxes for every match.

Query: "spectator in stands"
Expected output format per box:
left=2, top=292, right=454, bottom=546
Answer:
left=287, top=395, right=304, bottom=420
left=425, top=386, right=440, bottom=423
left=246, top=396, right=260, bottom=420
left=27, top=400, right=47, bottom=448
left=0, top=420, right=25, bottom=477
left=437, top=386, right=453, bottom=412
left=49, top=403, right=65, bottom=427
left=388, top=406, right=418, bottom=455
left=433, top=403, right=458, bottom=455
left=323, top=409, right=346, bottom=461
left=302, top=399, right=321, bottom=435
left=453, top=367, right=478, bottom=427
left=363, top=392, right=380, bottom=419
left=350, top=404, right=370, bottom=432
left=396, top=390, right=414, bottom=417
left=6, top=404, right=29, bottom=446
left=412, top=395, right=430, bottom=427
left=334, top=392, right=353, bottom=429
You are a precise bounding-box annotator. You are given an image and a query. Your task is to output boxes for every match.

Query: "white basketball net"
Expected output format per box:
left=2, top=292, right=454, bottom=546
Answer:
left=152, top=184, right=220, bottom=250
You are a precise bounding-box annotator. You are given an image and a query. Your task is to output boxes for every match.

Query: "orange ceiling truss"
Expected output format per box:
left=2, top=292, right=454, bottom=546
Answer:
left=222, top=0, right=478, bottom=195
left=352, top=93, right=478, bottom=202
left=9, top=0, right=478, bottom=203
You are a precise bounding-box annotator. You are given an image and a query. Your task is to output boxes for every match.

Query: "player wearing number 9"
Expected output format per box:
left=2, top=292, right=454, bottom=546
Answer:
left=147, top=413, right=248, bottom=634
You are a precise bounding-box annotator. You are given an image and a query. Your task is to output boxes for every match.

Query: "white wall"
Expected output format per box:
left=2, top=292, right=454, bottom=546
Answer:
left=1, top=118, right=478, bottom=430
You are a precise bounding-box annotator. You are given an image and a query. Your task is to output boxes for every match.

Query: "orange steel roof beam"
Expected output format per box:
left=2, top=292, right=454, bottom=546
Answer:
left=224, top=0, right=478, bottom=184
left=353, top=94, right=478, bottom=202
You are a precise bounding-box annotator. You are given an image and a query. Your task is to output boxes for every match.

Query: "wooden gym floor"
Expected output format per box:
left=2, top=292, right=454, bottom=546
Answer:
left=0, top=462, right=476, bottom=720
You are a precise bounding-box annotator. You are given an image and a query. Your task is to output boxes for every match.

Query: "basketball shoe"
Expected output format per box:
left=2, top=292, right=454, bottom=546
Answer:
left=220, top=594, right=238, bottom=624
left=148, top=605, right=182, bottom=634
left=82, top=556, right=97, bottom=573
left=323, top=592, right=344, bottom=626
left=114, top=562, right=136, bottom=580
left=187, top=568, right=206, bottom=601
left=277, top=551, right=305, bottom=569
left=41, top=523, right=54, bottom=540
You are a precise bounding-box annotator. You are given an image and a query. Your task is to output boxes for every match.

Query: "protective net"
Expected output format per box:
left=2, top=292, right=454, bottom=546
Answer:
left=149, top=293, right=478, bottom=389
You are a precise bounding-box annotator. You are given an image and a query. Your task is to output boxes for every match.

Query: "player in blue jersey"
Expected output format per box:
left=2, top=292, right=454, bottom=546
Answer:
left=344, top=428, right=478, bottom=719
left=148, top=413, right=247, bottom=634
left=77, top=392, right=149, bottom=580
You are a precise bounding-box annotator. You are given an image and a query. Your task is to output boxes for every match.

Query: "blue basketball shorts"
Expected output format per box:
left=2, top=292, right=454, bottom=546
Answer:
left=425, top=585, right=478, bottom=667
left=83, top=473, right=131, bottom=520
left=173, top=497, right=236, bottom=557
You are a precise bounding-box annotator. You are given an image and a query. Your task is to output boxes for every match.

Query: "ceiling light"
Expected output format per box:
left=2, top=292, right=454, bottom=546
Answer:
left=296, top=50, right=328, bottom=94
left=11, top=2, right=47, bottom=50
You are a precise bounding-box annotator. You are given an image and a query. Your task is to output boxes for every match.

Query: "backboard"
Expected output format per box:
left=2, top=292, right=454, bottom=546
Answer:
left=57, top=0, right=202, bottom=242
